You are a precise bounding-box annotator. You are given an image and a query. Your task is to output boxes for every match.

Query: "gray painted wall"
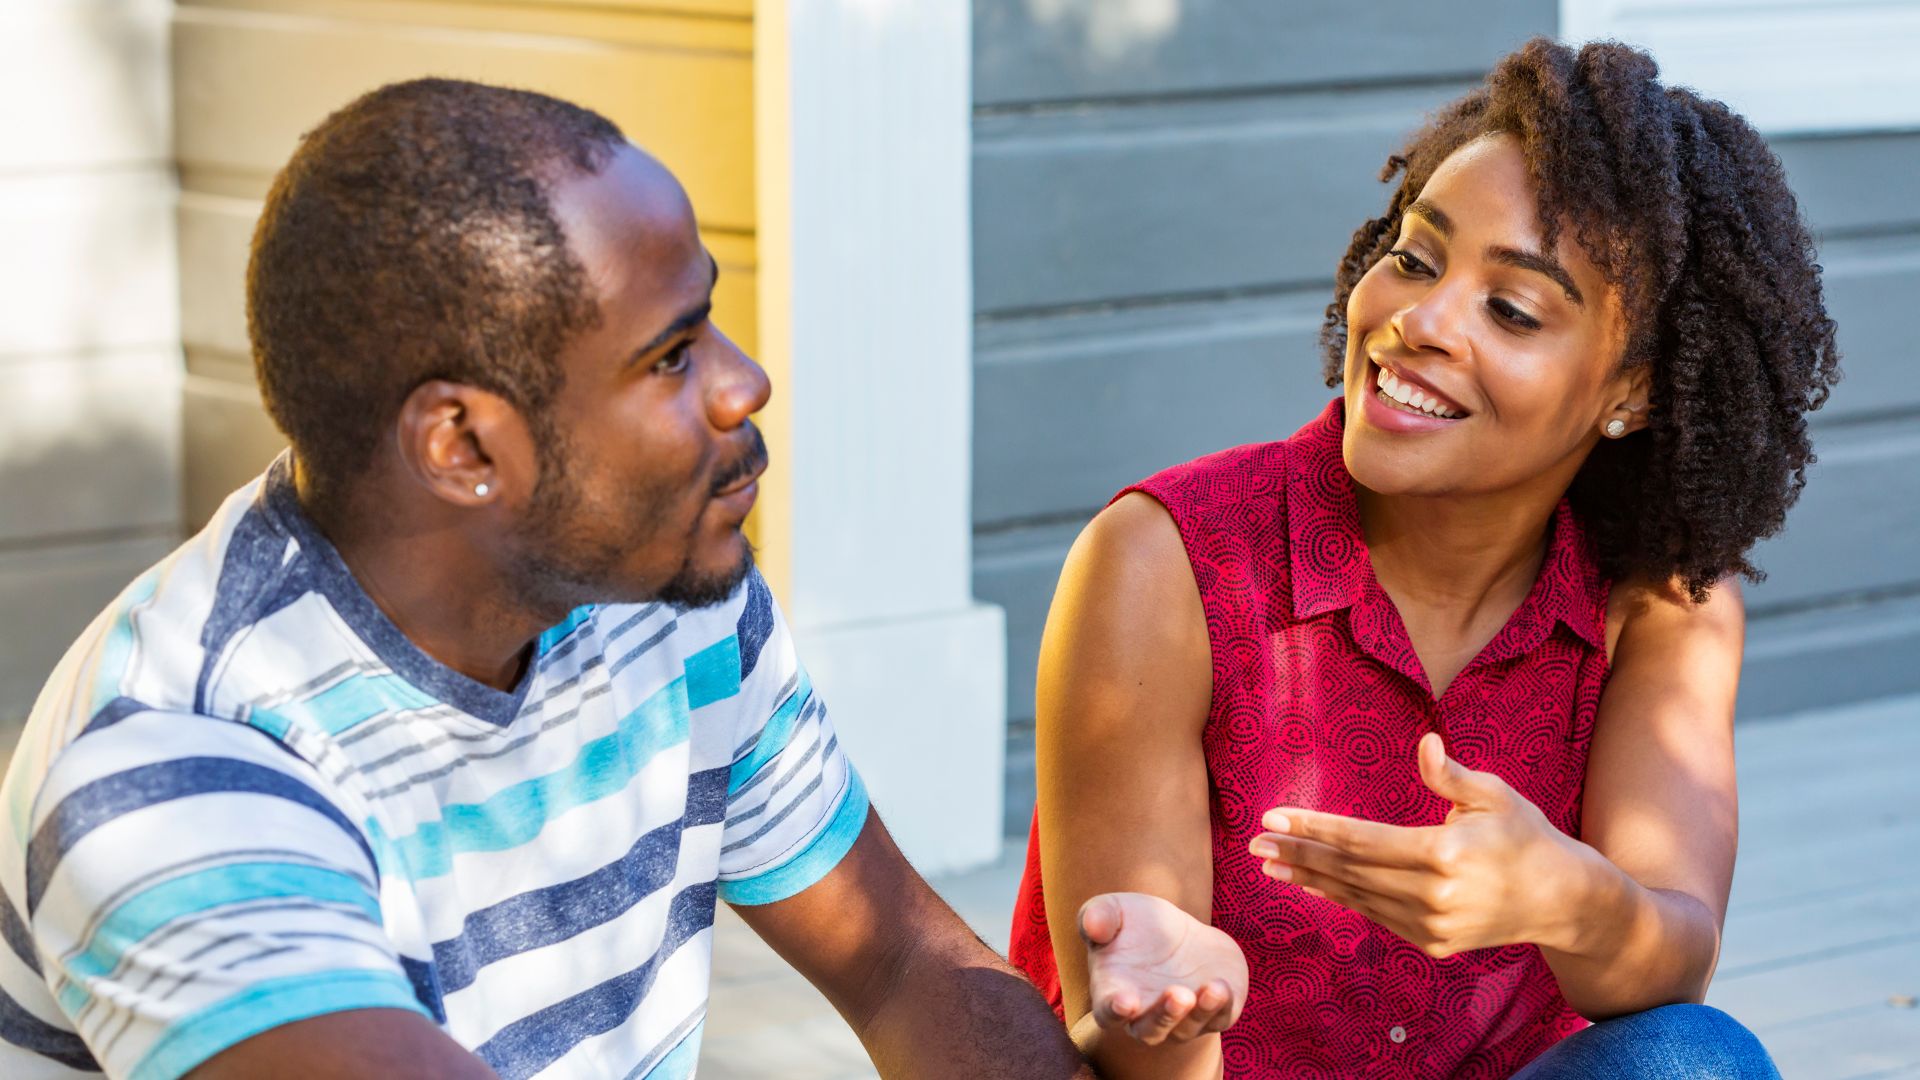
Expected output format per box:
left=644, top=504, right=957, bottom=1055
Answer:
left=969, top=3, right=1920, bottom=830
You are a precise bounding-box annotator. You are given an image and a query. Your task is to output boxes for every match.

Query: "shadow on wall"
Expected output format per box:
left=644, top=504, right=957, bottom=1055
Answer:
left=0, top=0, right=182, bottom=728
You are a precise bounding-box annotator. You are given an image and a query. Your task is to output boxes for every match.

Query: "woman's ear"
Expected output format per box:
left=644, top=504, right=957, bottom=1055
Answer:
left=1609, top=363, right=1654, bottom=436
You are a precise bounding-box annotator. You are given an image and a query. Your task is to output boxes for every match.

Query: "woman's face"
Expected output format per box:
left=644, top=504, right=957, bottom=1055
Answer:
left=1341, top=133, right=1643, bottom=501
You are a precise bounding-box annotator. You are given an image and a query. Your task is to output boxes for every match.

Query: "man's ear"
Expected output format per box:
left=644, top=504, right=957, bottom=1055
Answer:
left=394, top=380, right=539, bottom=508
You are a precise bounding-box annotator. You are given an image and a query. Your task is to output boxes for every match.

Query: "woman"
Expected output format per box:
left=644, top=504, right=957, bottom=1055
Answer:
left=1008, top=38, right=1839, bottom=1079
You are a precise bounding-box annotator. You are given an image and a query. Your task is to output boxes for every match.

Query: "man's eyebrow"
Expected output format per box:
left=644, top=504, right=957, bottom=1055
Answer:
left=630, top=254, right=720, bottom=362
left=1490, top=246, right=1584, bottom=306
left=1405, top=199, right=1454, bottom=239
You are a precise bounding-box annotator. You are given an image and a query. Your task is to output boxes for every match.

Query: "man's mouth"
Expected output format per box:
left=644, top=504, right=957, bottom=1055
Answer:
left=711, top=427, right=769, bottom=498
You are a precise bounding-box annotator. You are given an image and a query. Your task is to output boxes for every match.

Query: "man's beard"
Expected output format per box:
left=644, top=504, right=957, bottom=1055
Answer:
left=504, top=430, right=758, bottom=613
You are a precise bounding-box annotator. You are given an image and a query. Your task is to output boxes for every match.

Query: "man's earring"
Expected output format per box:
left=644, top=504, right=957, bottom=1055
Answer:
left=474, top=482, right=491, bottom=497
left=1604, top=419, right=1627, bottom=439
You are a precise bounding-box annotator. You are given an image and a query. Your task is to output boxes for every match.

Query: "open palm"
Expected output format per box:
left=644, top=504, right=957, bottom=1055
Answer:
left=1079, top=892, right=1249, bottom=1046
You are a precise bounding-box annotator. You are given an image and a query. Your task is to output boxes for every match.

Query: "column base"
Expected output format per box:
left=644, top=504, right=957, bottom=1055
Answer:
left=795, top=602, right=1006, bottom=877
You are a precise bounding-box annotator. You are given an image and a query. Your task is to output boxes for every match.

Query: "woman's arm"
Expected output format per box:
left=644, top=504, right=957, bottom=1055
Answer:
left=1036, top=493, right=1241, bottom=1080
left=1245, top=577, right=1744, bottom=1021
left=1540, top=576, right=1744, bottom=1016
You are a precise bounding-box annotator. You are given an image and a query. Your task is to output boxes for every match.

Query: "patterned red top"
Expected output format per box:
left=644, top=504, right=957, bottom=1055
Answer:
left=1009, top=398, right=1607, bottom=1078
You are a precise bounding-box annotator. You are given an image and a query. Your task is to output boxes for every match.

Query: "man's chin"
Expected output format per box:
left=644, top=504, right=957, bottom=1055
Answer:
left=653, top=545, right=756, bottom=610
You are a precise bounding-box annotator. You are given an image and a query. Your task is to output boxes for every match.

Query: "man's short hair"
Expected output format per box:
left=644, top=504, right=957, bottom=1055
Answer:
left=247, top=78, right=627, bottom=515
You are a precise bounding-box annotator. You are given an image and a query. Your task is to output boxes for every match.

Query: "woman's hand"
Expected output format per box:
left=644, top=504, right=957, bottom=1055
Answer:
left=1078, top=892, right=1249, bottom=1046
left=1249, top=733, right=1603, bottom=958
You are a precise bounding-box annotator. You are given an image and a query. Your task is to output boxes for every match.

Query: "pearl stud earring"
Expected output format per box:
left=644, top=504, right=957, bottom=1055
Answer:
left=1604, top=419, right=1627, bottom=438
left=474, top=482, right=491, bottom=497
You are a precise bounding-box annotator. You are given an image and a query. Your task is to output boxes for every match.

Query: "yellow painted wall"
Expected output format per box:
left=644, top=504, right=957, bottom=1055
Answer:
left=173, top=0, right=784, bottom=591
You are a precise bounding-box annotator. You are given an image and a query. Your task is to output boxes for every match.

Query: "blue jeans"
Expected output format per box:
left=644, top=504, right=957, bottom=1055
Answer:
left=1512, top=1004, right=1781, bottom=1079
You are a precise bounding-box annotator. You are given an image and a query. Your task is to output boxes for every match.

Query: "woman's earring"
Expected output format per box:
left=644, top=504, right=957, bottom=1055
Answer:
left=474, top=482, right=491, bottom=497
left=1604, top=419, right=1627, bottom=439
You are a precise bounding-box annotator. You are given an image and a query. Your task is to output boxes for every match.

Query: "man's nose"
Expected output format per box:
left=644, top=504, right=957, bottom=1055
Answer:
left=707, top=327, right=772, bottom=429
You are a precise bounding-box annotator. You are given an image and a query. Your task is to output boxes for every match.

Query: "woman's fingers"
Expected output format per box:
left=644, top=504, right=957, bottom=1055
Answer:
left=1253, top=834, right=1434, bottom=904
left=1125, top=984, right=1196, bottom=1045
left=1258, top=807, right=1434, bottom=867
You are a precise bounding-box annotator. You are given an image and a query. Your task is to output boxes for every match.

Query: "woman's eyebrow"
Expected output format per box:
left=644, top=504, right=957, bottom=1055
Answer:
left=1406, top=199, right=1454, bottom=238
left=1489, top=246, right=1584, bottom=306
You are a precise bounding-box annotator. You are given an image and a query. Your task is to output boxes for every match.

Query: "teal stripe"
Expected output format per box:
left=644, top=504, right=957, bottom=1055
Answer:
left=245, top=707, right=293, bottom=740
left=727, top=669, right=814, bottom=794
left=130, top=968, right=427, bottom=1080
left=56, top=861, right=380, bottom=1016
left=378, top=676, right=692, bottom=881
left=720, top=768, right=870, bottom=905
left=88, top=568, right=164, bottom=716
left=9, top=569, right=165, bottom=845
left=685, top=635, right=741, bottom=710
left=537, top=605, right=598, bottom=656
left=266, top=673, right=439, bottom=737
left=648, top=1021, right=704, bottom=1080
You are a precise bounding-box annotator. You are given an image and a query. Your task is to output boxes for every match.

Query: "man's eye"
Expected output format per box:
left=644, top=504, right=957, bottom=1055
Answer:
left=653, top=341, right=693, bottom=374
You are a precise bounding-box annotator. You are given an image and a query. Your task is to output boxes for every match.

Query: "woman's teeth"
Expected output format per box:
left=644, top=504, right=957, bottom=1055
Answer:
left=1376, top=366, right=1463, bottom=419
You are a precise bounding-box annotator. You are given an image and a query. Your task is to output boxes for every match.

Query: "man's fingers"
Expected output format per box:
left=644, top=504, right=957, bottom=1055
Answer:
left=1256, top=807, right=1430, bottom=867
left=1077, top=893, right=1125, bottom=948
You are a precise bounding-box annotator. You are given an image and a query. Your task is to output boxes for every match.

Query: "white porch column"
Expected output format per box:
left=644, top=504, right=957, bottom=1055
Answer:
left=755, top=0, right=1004, bottom=874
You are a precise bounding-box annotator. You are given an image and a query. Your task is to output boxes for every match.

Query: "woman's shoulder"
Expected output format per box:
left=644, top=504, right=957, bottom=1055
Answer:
left=1121, top=439, right=1294, bottom=523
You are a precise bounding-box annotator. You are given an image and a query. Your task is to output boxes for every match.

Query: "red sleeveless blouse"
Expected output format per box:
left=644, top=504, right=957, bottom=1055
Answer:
left=1009, top=399, right=1608, bottom=1077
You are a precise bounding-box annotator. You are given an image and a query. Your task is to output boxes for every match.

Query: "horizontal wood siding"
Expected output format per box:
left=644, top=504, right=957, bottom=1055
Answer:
left=0, top=0, right=180, bottom=727
left=971, top=4, right=1558, bottom=771
left=172, top=0, right=758, bottom=530
left=974, top=3, right=1920, bottom=802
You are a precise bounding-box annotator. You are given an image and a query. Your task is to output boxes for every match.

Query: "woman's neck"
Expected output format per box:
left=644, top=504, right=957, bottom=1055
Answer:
left=1355, top=481, right=1564, bottom=694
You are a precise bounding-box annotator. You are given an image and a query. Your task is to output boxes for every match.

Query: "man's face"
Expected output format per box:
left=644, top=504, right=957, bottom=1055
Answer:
left=502, top=145, right=770, bottom=610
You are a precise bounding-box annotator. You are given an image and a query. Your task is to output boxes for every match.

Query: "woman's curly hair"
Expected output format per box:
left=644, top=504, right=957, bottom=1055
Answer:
left=1319, top=37, right=1841, bottom=600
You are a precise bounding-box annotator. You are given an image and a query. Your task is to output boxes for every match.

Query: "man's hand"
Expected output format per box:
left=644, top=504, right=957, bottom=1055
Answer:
left=1247, top=732, right=1599, bottom=959
left=1079, top=892, right=1248, bottom=1046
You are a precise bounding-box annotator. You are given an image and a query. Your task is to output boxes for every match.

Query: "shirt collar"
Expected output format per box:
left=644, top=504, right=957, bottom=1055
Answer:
left=1285, top=398, right=1609, bottom=659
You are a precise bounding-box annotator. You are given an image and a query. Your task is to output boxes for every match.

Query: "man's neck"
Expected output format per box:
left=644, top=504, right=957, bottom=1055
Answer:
left=296, top=468, right=554, bottom=693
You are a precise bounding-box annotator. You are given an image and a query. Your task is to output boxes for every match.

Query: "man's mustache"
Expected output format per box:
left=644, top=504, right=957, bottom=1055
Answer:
left=710, top=425, right=769, bottom=495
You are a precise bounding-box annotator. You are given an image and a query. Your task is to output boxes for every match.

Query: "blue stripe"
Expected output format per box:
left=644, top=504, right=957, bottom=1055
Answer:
left=684, top=636, right=741, bottom=710
left=645, top=1021, right=703, bottom=1080
left=399, top=954, right=447, bottom=1024
left=55, top=862, right=381, bottom=1017
left=727, top=671, right=813, bottom=794
left=0, top=881, right=39, bottom=976
left=426, top=765, right=729, bottom=997
left=473, top=882, right=717, bottom=1080
left=720, top=769, right=870, bottom=905
left=257, top=673, right=439, bottom=738
left=79, top=696, right=158, bottom=738
left=192, top=507, right=301, bottom=715
left=129, top=968, right=428, bottom=1080
left=537, top=606, right=598, bottom=658
left=735, top=573, right=774, bottom=682
left=26, top=757, right=372, bottom=915
left=0, top=982, right=98, bottom=1072
left=373, top=677, right=692, bottom=881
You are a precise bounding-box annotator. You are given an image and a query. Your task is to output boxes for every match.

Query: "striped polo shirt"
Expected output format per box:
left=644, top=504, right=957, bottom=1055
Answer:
left=0, top=455, right=869, bottom=1080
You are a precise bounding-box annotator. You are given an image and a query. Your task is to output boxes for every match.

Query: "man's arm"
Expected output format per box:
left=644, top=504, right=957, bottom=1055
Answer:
left=187, top=1010, right=498, bottom=1080
left=729, top=809, right=1092, bottom=1079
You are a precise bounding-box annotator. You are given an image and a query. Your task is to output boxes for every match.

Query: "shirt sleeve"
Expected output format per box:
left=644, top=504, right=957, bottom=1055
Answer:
left=714, top=574, right=870, bottom=905
left=14, top=710, right=429, bottom=1080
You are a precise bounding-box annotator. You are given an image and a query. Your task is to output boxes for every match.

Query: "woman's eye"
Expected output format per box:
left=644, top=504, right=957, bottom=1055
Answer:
left=1387, top=248, right=1432, bottom=277
left=653, top=341, right=693, bottom=375
left=1488, top=298, right=1542, bottom=331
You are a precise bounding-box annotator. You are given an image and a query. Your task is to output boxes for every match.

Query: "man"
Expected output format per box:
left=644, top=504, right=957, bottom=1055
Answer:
left=0, top=80, right=1144, bottom=1079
